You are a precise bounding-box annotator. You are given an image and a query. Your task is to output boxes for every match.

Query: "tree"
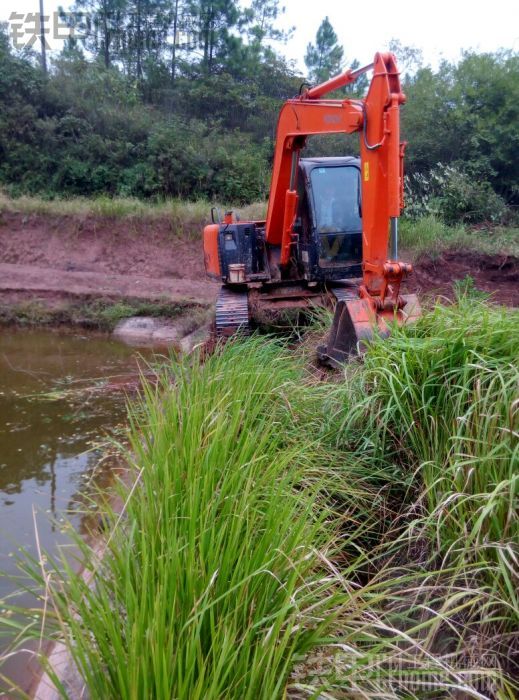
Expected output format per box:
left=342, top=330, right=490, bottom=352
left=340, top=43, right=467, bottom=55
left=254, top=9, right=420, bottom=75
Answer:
left=39, top=0, right=48, bottom=75
left=4, top=0, right=514, bottom=211
left=243, top=0, right=293, bottom=48
left=342, top=58, right=368, bottom=97
left=186, top=0, right=240, bottom=75
left=304, top=17, right=343, bottom=84
left=122, top=0, right=171, bottom=80
left=401, top=50, right=519, bottom=203
left=388, top=39, right=423, bottom=82
left=170, top=0, right=181, bottom=82
left=61, top=0, right=128, bottom=69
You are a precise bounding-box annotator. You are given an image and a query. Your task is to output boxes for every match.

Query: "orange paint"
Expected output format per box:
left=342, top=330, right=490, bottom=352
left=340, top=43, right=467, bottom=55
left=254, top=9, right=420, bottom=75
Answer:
left=203, top=223, right=220, bottom=279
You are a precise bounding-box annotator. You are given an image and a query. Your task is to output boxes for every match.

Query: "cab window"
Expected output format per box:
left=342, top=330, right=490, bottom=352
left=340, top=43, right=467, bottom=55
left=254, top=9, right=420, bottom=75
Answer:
left=310, top=166, right=361, bottom=233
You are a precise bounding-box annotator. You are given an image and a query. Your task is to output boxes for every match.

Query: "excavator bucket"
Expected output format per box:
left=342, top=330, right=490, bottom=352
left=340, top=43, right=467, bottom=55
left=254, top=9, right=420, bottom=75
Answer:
left=317, top=294, right=421, bottom=367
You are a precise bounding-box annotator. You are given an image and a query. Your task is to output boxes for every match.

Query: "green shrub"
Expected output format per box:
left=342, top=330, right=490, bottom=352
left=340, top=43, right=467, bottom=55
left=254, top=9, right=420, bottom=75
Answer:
left=405, top=164, right=507, bottom=224
left=434, top=167, right=507, bottom=224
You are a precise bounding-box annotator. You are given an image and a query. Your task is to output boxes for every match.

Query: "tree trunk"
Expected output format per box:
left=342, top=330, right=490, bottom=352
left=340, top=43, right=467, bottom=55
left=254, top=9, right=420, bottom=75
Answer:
left=171, top=0, right=179, bottom=83
left=39, top=0, right=47, bottom=76
left=101, top=1, right=110, bottom=68
left=136, top=0, right=142, bottom=79
left=208, top=20, right=214, bottom=74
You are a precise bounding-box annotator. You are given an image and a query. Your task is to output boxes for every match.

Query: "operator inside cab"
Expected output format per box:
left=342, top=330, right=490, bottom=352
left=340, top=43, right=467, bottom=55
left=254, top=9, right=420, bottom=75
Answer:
left=310, top=165, right=361, bottom=267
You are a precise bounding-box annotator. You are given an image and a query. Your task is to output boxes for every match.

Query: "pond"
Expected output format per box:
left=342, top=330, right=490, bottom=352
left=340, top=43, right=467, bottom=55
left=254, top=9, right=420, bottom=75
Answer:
left=0, top=329, right=158, bottom=696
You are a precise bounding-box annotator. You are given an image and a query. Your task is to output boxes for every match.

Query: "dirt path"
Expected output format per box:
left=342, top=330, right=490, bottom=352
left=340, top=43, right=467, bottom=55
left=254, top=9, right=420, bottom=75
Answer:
left=408, top=249, right=519, bottom=307
left=0, top=263, right=217, bottom=304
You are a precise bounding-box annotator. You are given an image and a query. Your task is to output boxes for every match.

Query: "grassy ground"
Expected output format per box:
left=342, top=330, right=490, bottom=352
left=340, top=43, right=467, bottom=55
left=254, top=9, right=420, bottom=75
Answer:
left=0, top=191, right=267, bottom=230
left=0, top=298, right=206, bottom=331
left=399, top=215, right=519, bottom=257
left=1, top=293, right=517, bottom=698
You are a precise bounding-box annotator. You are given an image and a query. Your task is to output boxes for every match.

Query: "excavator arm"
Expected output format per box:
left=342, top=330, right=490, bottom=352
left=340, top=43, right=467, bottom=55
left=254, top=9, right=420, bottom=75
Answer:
left=265, top=52, right=411, bottom=307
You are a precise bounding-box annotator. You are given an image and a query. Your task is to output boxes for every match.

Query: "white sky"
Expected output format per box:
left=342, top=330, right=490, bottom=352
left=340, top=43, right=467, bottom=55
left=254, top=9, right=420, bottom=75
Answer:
left=1, top=0, right=518, bottom=73
left=277, top=0, right=519, bottom=70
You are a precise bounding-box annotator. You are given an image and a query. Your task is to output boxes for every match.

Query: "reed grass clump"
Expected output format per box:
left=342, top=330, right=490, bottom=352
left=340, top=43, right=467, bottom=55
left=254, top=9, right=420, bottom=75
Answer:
left=335, top=293, right=518, bottom=628
left=7, top=340, right=349, bottom=699
left=1, top=299, right=517, bottom=698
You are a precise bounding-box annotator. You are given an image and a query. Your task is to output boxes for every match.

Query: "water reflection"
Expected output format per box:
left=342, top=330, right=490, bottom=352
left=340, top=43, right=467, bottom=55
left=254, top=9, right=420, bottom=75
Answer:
left=0, top=328, right=153, bottom=695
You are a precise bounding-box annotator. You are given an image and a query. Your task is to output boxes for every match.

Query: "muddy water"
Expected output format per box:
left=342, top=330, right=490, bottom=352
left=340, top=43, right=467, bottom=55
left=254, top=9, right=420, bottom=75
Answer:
left=0, top=329, right=157, bottom=696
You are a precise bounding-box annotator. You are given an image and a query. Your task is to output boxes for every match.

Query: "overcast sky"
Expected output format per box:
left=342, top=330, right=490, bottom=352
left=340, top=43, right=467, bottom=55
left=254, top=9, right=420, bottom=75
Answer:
left=277, top=0, right=519, bottom=70
left=2, top=0, right=518, bottom=73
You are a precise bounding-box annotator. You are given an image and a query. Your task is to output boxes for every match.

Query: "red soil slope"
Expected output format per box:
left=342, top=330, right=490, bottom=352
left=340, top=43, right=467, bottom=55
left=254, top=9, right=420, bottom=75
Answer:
left=0, top=212, right=517, bottom=308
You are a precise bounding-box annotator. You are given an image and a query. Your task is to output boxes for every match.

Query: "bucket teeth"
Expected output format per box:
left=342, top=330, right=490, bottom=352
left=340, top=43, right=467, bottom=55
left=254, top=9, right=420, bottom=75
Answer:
left=215, top=287, right=250, bottom=337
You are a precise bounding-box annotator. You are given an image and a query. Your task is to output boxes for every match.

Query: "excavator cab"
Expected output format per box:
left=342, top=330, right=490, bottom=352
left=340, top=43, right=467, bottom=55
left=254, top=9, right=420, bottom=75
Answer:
left=295, top=157, right=363, bottom=281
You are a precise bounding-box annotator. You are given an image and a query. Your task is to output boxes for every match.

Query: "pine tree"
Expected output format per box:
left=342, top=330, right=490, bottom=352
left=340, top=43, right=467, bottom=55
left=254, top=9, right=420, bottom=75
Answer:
left=304, top=17, right=343, bottom=84
left=244, top=0, right=293, bottom=48
left=187, top=0, right=239, bottom=74
left=123, top=0, right=171, bottom=80
left=343, top=58, right=369, bottom=97
left=63, top=0, right=128, bottom=69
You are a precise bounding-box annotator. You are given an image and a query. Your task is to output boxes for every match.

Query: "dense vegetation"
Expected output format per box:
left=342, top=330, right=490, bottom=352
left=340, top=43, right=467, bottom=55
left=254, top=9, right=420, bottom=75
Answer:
left=2, top=296, right=517, bottom=697
left=0, top=2, right=518, bottom=219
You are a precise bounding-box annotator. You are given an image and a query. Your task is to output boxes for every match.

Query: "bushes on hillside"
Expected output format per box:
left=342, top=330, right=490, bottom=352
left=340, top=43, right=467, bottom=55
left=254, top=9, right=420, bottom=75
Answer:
left=405, top=164, right=508, bottom=223
left=0, top=30, right=276, bottom=202
left=0, top=23, right=518, bottom=215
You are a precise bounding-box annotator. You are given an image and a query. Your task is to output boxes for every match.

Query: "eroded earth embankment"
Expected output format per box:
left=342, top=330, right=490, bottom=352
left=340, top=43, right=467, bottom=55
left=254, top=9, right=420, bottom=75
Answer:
left=0, top=212, right=517, bottom=314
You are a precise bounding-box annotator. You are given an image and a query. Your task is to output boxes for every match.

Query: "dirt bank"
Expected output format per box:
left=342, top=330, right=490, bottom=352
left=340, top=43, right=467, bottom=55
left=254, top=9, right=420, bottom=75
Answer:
left=0, top=212, right=517, bottom=318
left=0, top=211, right=218, bottom=312
left=409, top=249, right=519, bottom=307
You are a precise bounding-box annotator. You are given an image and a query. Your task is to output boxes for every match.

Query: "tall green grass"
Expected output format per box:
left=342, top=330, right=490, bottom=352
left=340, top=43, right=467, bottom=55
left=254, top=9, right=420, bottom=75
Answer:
left=399, top=215, right=466, bottom=255
left=4, top=341, right=349, bottom=698
left=0, top=191, right=266, bottom=227
left=333, top=293, right=518, bottom=631
left=399, top=215, right=519, bottom=257
left=1, top=301, right=518, bottom=698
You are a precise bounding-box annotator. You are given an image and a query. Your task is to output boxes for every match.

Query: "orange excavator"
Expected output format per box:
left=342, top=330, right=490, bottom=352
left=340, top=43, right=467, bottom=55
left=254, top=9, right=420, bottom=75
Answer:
left=203, top=52, right=421, bottom=365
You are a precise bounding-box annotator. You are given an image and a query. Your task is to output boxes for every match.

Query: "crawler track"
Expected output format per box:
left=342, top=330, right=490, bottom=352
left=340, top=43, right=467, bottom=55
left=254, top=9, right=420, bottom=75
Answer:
left=215, top=286, right=250, bottom=337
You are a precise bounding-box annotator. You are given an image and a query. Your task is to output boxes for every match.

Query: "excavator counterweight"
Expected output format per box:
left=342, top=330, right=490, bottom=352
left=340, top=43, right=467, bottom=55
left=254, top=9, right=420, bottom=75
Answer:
left=203, top=52, right=421, bottom=361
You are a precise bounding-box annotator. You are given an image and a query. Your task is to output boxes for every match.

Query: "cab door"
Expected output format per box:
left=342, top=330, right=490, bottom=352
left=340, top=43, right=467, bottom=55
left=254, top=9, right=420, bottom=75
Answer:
left=309, top=165, right=362, bottom=270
